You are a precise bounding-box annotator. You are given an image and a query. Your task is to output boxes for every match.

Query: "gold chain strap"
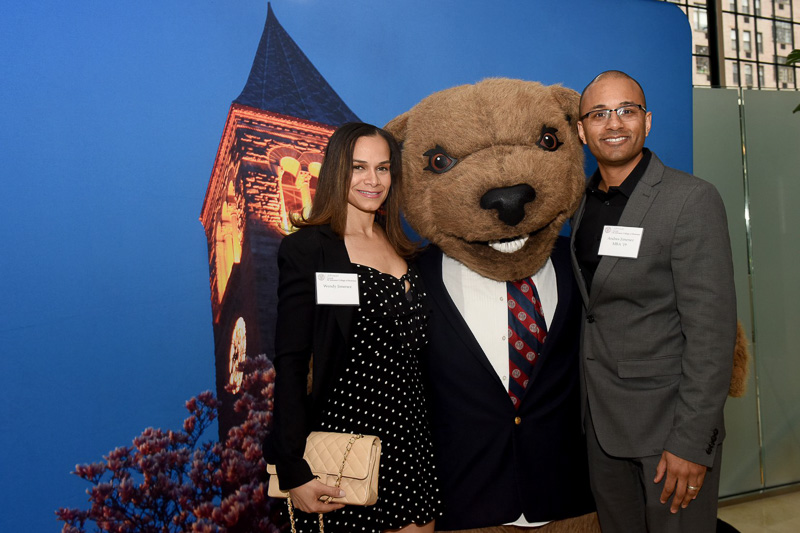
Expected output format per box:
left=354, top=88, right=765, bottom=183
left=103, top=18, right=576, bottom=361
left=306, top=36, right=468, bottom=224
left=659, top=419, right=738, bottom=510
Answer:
left=286, top=499, right=325, bottom=533
left=286, top=434, right=364, bottom=533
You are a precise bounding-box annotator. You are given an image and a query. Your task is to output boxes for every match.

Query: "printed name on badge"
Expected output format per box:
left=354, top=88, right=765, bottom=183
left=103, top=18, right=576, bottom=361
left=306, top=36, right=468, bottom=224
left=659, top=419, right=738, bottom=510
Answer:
left=315, top=272, right=360, bottom=305
left=598, top=225, right=644, bottom=259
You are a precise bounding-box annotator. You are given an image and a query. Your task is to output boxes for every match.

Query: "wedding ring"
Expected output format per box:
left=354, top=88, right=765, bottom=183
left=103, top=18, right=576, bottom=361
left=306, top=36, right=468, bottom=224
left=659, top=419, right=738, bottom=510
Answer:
left=687, top=485, right=699, bottom=491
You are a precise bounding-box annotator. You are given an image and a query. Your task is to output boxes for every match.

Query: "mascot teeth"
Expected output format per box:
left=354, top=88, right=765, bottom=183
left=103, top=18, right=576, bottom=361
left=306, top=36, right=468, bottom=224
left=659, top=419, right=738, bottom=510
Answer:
left=489, top=236, right=529, bottom=254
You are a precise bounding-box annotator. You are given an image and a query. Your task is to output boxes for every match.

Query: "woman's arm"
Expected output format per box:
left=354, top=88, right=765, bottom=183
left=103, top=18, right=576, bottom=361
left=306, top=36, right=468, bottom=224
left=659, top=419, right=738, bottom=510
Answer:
left=269, top=231, right=319, bottom=490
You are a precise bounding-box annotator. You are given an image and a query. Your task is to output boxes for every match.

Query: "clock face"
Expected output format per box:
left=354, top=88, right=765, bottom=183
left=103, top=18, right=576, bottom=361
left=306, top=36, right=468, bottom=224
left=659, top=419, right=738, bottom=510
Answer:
left=228, top=317, right=246, bottom=393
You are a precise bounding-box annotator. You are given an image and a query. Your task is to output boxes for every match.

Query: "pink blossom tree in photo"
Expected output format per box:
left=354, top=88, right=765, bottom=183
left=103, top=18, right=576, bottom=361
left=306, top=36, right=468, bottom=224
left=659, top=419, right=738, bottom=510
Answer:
left=57, top=355, right=286, bottom=533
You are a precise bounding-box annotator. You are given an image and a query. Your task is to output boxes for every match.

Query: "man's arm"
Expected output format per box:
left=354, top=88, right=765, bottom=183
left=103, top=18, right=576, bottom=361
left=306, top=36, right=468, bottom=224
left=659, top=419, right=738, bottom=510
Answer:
left=659, top=179, right=737, bottom=510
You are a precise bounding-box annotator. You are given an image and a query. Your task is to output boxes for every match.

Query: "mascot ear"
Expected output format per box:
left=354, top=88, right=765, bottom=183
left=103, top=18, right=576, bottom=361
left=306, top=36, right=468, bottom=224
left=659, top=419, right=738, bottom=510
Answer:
left=384, top=111, right=410, bottom=143
left=549, top=85, right=581, bottom=126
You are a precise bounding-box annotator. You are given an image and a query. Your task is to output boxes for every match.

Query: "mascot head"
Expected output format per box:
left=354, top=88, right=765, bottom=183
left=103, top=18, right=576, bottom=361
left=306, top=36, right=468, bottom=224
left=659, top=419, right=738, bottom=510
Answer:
left=386, top=78, right=584, bottom=281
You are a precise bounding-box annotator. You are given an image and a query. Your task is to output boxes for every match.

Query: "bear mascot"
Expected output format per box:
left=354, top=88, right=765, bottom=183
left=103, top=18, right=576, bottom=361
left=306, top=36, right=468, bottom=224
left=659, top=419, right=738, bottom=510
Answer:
left=385, top=78, right=600, bottom=532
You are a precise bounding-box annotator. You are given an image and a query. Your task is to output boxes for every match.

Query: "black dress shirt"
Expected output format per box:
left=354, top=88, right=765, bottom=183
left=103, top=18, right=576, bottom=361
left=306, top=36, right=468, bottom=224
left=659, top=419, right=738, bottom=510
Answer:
left=575, top=149, right=652, bottom=290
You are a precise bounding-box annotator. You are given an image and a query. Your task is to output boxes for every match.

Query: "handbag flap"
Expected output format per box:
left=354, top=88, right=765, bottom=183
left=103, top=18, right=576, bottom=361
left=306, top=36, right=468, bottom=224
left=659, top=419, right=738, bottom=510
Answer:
left=305, top=432, right=380, bottom=480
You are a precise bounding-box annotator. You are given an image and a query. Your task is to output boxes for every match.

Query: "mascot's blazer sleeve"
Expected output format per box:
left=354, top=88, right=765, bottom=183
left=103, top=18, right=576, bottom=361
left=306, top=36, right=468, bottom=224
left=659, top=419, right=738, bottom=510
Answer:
left=418, top=237, right=595, bottom=530
left=263, top=224, right=355, bottom=491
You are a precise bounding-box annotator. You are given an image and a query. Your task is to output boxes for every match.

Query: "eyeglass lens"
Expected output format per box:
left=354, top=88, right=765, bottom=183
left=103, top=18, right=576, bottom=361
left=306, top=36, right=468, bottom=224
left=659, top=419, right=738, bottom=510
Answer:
left=587, top=105, right=644, bottom=122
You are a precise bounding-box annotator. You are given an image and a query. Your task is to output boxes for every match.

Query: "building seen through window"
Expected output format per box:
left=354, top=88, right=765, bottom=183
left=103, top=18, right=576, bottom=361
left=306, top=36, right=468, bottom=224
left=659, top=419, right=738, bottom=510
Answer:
left=662, top=0, right=799, bottom=89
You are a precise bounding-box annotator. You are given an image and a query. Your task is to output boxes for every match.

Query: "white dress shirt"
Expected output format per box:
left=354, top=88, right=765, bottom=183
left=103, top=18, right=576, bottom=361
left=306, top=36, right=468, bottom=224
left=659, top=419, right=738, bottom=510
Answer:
left=441, top=255, right=557, bottom=393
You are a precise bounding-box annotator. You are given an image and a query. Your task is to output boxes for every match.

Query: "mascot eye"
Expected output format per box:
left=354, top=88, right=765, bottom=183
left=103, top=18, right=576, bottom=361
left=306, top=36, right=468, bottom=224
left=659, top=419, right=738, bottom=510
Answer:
left=423, top=145, right=458, bottom=173
left=537, top=126, right=562, bottom=152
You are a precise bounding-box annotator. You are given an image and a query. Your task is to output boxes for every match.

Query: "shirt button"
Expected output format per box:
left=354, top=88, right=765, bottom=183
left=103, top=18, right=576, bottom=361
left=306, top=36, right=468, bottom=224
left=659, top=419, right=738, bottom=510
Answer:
left=500, top=296, right=504, bottom=301
left=502, top=375, right=508, bottom=381
left=514, top=417, right=522, bottom=425
left=605, top=201, right=610, bottom=206
left=501, top=335, right=506, bottom=340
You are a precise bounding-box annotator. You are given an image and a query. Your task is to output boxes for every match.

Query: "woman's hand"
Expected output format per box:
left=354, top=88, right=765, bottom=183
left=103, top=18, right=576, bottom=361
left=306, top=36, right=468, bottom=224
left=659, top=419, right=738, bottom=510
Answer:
left=288, top=479, right=346, bottom=514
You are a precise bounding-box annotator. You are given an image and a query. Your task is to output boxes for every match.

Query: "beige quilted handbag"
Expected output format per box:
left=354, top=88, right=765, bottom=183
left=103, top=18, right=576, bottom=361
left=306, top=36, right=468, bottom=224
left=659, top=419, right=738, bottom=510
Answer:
left=266, top=431, right=381, bottom=506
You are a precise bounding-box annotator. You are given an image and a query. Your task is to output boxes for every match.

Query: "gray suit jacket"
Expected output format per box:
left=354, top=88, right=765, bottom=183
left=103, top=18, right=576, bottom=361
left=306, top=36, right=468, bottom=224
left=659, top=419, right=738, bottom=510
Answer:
left=569, top=152, right=736, bottom=468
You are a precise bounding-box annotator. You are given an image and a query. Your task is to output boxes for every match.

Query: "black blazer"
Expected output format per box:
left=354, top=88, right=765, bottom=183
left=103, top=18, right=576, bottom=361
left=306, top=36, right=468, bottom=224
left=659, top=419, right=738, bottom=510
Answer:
left=418, top=237, right=594, bottom=530
left=263, top=224, right=356, bottom=490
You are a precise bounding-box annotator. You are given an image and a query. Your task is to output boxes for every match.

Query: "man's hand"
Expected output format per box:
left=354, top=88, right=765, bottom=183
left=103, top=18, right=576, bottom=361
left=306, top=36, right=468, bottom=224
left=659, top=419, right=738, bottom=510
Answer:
left=654, top=450, right=707, bottom=513
left=288, top=479, right=346, bottom=514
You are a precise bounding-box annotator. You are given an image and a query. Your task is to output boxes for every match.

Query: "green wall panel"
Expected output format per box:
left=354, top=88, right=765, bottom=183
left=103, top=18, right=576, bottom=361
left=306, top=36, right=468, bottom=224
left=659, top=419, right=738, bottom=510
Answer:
left=741, top=89, right=800, bottom=489
left=693, top=88, right=762, bottom=497
left=694, top=88, right=800, bottom=497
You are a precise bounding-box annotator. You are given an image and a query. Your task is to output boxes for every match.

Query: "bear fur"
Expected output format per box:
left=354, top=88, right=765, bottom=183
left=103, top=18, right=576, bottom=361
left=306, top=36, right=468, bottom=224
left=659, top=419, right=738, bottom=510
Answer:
left=387, top=78, right=585, bottom=282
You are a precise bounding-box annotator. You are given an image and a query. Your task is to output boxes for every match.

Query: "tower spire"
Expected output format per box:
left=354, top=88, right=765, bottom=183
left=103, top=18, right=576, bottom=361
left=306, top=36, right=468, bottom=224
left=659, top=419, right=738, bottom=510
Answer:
left=234, top=3, right=360, bottom=126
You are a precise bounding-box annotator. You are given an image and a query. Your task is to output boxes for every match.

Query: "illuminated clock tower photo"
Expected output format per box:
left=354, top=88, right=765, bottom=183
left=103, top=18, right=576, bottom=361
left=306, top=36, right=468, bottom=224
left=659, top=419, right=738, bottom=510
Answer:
left=199, top=3, right=358, bottom=438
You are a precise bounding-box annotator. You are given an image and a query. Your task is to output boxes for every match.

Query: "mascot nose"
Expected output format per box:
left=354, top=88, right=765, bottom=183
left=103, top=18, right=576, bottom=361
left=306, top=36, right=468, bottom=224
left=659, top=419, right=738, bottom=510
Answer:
left=479, top=184, right=536, bottom=226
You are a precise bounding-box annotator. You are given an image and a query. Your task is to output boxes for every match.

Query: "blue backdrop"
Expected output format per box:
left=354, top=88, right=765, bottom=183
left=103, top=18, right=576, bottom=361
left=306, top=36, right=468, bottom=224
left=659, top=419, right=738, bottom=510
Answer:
left=0, top=0, right=690, bottom=530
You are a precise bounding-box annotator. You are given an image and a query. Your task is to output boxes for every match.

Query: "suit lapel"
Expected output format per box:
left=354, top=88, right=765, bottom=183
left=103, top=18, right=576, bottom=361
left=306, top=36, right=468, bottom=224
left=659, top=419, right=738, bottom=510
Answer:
left=522, top=240, right=572, bottom=393
left=318, top=226, right=356, bottom=339
left=418, top=247, right=503, bottom=382
left=589, top=155, right=664, bottom=307
left=616, top=155, right=664, bottom=228
left=570, top=196, right=591, bottom=308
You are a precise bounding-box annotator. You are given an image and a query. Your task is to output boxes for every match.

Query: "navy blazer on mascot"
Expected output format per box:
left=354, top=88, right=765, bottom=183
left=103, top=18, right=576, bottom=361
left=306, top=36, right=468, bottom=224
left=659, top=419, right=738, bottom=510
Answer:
left=386, top=78, right=599, bottom=532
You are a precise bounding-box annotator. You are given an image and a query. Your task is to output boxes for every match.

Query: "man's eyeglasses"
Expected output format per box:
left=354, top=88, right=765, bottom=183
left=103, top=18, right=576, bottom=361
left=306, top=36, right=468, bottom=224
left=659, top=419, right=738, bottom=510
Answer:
left=580, top=104, right=646, bottom=123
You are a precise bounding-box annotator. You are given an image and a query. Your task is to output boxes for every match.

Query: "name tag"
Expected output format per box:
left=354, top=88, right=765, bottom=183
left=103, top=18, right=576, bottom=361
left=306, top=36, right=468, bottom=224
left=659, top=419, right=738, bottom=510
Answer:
left=598, top=225, right=644, bottom=258
left=315, top=272, right=360, bottom=306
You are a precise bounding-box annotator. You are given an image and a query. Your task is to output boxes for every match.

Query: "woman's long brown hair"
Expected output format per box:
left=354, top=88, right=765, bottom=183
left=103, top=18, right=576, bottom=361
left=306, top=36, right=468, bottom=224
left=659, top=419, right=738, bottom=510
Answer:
left=293, top=122, right=418, bottom=258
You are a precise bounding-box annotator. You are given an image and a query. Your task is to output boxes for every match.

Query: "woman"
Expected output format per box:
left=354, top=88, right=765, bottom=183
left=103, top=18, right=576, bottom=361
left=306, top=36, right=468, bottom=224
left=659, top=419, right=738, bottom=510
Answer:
left=266, top=122, right=439, bottom=533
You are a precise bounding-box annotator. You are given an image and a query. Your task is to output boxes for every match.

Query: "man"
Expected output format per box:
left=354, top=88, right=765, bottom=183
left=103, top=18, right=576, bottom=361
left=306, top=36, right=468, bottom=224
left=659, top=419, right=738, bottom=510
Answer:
left=570, top=70, right=737, bottom=533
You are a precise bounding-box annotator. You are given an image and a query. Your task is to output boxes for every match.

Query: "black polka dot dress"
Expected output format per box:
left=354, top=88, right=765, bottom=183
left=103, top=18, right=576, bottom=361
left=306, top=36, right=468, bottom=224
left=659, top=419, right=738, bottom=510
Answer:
left=291, top=264, right=440, bottom=532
